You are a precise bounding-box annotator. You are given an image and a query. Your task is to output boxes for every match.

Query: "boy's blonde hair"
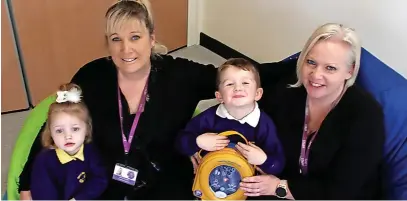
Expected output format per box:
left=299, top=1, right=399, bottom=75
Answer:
left=41, top=83, right=92, bottom=148
left=217, top=58, right=261, bottom=89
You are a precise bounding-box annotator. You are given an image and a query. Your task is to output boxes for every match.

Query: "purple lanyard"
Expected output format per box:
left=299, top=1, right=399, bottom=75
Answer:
left=299, top=99, right=318, bottom=175
left=299, top=89, right=346, bottom=175
left=118, top=81, right=148, bottom=154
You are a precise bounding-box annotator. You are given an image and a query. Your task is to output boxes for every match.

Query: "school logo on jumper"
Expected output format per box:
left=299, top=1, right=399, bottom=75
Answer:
left=77, top=172, right=86, bottom=183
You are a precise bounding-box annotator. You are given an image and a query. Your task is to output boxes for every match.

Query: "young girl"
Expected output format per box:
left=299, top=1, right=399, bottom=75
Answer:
left=30, top=83, right=108, bottom=200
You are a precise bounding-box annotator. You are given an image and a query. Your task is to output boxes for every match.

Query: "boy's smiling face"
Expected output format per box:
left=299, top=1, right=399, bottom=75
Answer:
left=215, top=66, right=263, bottom=108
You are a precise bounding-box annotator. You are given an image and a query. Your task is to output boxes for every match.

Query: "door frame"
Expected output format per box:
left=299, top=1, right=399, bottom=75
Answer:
left=187, top=0, right=200, bottom=46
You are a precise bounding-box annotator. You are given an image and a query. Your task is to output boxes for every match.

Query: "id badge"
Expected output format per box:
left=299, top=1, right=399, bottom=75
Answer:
left=112, top=163, right=138, bottom=186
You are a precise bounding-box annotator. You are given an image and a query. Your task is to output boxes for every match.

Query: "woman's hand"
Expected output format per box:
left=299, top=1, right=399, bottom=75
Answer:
left=190, top=152, right=201, bottom=174
left=196, top=133, right=229, bottom=151
left=240, top=175, right=280, bottom=196
left=20, top=190, right=32, bottom=200
left=235, top=142, right=267, bottom=165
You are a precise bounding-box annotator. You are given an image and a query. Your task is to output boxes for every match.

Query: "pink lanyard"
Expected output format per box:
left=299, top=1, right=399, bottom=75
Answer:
left=299, top=88, right=346, bottom=175
left=299, top=99, right=317, bottom=175
left=117, top=81, right=148, bottom=154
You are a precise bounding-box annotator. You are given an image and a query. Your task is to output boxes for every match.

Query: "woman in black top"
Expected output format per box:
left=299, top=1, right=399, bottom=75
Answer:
left=18, top=0, right=293, bottom=200
left=240, top=23, right=385, bottom=199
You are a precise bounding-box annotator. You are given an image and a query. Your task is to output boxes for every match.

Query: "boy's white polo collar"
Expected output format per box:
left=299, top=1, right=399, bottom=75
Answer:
left=215, top=102, right=260, bottom=127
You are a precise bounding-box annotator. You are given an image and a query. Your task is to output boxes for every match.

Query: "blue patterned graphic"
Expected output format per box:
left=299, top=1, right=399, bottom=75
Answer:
left=209, top=165, right=241, bottom=198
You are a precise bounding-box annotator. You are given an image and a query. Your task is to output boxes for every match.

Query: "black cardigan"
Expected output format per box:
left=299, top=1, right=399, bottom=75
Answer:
left=19, top=55, right=296, bottom=199
left=258, top=66, right=385, bottom=199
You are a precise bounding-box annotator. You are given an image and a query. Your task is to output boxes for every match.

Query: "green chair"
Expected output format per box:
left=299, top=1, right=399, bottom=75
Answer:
left=6, top=95, right=56, bottom=200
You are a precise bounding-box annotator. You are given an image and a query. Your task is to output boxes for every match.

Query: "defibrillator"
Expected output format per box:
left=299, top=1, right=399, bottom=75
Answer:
left=192, top=131, right=255, bottom=200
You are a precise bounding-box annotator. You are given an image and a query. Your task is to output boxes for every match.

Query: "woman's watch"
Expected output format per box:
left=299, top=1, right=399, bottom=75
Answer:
left=275, top=180, right=288, bottom=198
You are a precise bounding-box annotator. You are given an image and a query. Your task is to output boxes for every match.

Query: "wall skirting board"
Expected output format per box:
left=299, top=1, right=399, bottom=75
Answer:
left=199, top=32, right=259, bottom=65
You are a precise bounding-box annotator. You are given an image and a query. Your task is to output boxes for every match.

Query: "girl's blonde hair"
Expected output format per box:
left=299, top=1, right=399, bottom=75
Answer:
left=105, top=0, right=167, bottom=55
left=41, top=83, right=92, bottom=148
left=290, top=23, right=361, bottom=88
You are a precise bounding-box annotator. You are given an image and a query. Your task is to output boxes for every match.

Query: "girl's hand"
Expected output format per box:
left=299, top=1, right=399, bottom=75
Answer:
left=20, top=191, right=32, bottom=200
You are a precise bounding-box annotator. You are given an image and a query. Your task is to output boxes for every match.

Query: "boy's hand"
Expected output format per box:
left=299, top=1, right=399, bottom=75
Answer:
left=196, top=133, right=230, bottom=151
left=236, top=142, right=267, bottom=165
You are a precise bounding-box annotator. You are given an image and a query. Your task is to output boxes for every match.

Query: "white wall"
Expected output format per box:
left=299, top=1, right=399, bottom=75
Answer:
left=187, top=0, right=198, bottom=46
left=198, top=0, right=407, bottom=78
left=187, top=0, right=205, bottom=46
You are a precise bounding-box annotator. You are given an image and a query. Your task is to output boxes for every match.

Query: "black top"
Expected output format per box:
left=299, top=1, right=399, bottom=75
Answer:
left=258, top=63, right=385, bottom=199
left=20, top=56, right=383, bottom=199
left=19, top=55, right=295, bottom=199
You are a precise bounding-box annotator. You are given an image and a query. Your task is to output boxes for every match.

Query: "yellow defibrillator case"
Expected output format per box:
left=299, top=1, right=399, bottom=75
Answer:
left=192, top=131, right=255, bottom=200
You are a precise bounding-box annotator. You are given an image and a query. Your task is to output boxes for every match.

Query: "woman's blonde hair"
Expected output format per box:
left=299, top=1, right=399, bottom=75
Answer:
left=41, top=83, right=92, bottom=148
left=105, top=0, right=167, bottom=55
left=290, top=23, right=361, bottom=88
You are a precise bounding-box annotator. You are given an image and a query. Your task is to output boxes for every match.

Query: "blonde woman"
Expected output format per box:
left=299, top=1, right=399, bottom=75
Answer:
left=240, top=23, right=384, bottom=199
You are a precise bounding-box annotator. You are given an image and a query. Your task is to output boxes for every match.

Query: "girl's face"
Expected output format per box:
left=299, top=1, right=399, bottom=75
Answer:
left=50, top=112, right=87, bottom=155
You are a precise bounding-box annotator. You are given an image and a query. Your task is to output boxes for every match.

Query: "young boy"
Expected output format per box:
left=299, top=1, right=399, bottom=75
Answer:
left=175, top=58, right=285, bottom=175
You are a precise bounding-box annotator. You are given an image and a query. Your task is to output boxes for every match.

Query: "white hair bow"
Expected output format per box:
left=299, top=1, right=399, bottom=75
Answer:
left=56, top=88, right=82, bottom=103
